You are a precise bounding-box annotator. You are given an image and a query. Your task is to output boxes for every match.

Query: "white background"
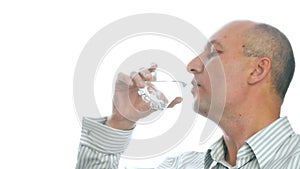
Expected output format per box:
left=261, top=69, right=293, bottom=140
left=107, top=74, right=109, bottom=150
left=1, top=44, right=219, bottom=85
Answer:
left=0, top=1, right=299, bottom=168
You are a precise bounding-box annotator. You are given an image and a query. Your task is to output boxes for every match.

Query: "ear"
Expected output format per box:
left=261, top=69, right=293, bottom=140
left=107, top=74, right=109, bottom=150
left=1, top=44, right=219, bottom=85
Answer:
left=248, top=57, right=272, bottom=85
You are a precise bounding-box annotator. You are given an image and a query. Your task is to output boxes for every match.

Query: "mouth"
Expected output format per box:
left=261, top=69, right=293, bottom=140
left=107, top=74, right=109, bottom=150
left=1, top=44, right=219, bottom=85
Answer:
left=191, top=80, right=201, bottom=87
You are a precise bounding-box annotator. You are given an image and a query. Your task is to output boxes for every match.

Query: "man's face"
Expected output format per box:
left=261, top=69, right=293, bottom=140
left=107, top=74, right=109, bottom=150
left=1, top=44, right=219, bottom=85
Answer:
left=187, top=21, right=255, bottom=121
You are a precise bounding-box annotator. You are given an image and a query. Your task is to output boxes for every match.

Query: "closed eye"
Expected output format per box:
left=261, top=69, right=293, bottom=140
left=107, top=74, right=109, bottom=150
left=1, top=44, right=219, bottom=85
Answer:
left=208, top=46, right=223, bottom=58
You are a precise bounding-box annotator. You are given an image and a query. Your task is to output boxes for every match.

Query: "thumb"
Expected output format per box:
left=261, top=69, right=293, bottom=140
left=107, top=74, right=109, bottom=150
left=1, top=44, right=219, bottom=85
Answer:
left=167, top=97, right=183, bottom=108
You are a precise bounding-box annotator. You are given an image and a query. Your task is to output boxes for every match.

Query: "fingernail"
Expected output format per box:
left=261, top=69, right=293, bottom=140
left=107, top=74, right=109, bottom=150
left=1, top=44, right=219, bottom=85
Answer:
left=177, top=97, right=183, bottom=102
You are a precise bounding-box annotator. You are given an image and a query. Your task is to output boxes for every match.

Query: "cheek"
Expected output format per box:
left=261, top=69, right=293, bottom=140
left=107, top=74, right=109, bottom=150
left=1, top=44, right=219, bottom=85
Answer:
left=224, top=70, right=248, bottom=104
left=206, top=62, right=226, bottom=98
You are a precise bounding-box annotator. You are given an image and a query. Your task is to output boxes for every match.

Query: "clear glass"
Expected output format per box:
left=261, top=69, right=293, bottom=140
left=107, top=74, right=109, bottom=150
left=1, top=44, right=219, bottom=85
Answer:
left=137, top=69, right=187, bottom=111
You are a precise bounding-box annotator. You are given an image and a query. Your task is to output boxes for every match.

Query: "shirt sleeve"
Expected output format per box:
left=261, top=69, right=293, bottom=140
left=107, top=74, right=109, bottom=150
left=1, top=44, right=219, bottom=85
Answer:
left=75, top=117, right=133, bottom=169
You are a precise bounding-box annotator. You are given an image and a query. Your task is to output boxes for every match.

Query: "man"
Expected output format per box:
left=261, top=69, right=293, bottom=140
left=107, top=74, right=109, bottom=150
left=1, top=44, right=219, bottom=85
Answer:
left=76, top=20, right=300, bottom=168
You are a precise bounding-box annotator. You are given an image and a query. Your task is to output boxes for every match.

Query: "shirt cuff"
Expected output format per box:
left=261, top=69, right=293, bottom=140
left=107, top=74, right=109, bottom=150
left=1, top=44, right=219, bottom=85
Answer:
left=80, top=117, right=133, bottom=154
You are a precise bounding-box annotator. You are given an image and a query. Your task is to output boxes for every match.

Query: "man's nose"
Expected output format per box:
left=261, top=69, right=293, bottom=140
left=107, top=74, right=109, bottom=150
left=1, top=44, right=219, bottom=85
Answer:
left=187, top=56, right=205, bottom=74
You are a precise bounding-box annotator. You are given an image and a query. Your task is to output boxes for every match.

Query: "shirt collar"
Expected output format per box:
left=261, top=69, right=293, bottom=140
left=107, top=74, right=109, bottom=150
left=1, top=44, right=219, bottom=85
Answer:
left=205, top=138, right=230, bottom=167
left=246, top=116, right=295, bottom=168
left=206, top=138, right=255, bottom=168
left=205, top=117, right=295, bottom=168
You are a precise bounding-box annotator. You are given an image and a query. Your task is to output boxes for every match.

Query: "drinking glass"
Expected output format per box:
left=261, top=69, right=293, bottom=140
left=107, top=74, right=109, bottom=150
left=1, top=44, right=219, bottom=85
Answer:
left=137, top=69, right=187, bottom=111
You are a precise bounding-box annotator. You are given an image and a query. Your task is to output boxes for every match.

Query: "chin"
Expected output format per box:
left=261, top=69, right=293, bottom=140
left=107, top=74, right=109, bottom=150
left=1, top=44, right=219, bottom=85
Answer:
left=193, top=103, right=208, bottom=117
left=192, top=98, right=205, bottom=111
left=197, top=110, right=209, bottom=117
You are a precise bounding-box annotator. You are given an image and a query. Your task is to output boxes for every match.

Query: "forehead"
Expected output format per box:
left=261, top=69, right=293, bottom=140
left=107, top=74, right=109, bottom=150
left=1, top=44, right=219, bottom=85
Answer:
left=209, top=21, right=256, bottom=47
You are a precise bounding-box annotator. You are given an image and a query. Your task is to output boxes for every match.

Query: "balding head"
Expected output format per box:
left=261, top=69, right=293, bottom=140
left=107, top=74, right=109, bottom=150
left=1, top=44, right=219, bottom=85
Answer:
left=242, top=23, right=295, bottom=100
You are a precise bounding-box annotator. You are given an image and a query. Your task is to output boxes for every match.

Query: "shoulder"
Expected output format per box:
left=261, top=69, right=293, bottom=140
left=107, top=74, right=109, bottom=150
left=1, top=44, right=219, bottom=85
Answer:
left=287, top=134, right=300, bottom=167
left=284, top=132, right=300, bottom=154
left=277, top=132, right=300, bottom=158
left=270, top=133, right=300, bottom=168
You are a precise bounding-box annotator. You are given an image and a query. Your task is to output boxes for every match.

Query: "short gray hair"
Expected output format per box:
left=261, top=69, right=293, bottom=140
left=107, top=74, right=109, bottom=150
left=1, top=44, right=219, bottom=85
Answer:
left=243, top=23, right=295, bottom=100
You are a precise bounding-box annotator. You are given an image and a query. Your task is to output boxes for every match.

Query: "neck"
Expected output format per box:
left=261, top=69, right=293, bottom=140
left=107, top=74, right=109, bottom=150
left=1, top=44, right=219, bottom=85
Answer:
left=219, top=94, right=281, bottom=166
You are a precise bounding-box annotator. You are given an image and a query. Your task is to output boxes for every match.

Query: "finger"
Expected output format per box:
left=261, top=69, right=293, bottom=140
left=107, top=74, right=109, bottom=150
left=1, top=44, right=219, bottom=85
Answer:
left=138, top=63, right=158, bottom=80
left=139, top=70, right=153, bottom=81
left=130, top=71, right=145, bottom=88
left=138, top=63, right=157, bottom=72
left=117, top=72, right=134, bottom=86
left=148, top=63, right=157, bottom=81
left=148, top=63, right=157, bottom=72
left=167, top=97, right=183, bottom=108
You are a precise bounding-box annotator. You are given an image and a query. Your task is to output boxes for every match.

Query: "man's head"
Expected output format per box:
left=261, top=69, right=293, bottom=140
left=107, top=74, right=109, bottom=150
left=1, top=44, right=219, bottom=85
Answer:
left=242, top=23, right=295, bottom=100
left=187, top=20, right=295, bottom=122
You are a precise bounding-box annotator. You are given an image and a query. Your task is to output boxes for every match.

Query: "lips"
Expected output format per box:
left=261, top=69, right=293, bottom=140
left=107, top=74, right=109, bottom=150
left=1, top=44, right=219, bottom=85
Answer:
left=191, top=79, right=201, bottom=87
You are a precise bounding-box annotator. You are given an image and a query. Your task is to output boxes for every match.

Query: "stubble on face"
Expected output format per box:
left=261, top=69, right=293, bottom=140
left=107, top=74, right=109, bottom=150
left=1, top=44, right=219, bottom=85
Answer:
left=191, top=21, right=257, bottom=123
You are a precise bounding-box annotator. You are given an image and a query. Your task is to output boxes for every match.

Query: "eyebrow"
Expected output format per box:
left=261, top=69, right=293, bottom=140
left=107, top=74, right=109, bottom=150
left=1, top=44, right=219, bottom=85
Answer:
left=209, top=40, right=224, bottom=49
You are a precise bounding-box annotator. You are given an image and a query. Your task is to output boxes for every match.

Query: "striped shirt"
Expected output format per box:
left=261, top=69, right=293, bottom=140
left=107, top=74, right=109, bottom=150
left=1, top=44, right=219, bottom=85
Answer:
left=76, top=117, right=300, bottom=168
